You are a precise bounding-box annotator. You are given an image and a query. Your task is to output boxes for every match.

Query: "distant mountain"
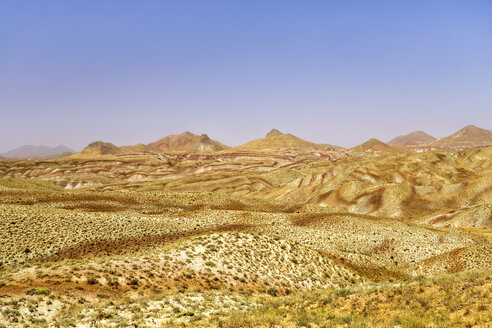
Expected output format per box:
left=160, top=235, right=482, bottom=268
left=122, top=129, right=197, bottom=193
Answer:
left=70, top=141, right=122, bottom=158
left=0, top=145, right=75, bottom=159
left=148, top=131, right=228, bottom=153
left=350, top=138, right=402, bottom=154
left=428, top=125, right=492, bottom=149
left=230, top=129, right=341, bottom=152
left=388, top=131, right=436, bottom=147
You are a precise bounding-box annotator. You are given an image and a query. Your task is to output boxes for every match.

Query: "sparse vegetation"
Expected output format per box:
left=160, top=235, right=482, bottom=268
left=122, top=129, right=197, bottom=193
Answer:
left=25, top=287, right=51, bottom=295
left=0, top=146, right=491, bottom=327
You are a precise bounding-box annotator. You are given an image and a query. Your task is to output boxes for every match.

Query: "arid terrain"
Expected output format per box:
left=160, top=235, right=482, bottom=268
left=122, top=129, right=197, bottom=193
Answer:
left=0, top=127, right=491, bottom=327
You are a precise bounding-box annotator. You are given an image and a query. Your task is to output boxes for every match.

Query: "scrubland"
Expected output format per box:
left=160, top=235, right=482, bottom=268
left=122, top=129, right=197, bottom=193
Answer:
left=0, top=147, right=491, bottom=327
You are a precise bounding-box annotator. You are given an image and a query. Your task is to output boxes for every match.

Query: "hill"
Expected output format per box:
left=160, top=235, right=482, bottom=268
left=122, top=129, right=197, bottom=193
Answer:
left=119, top=143, right=161, bottom=154
left=350, top=138, right=402, bottom=154
left=148, top=131, right=228, bottom=153
left=230, top=129, right=339, bottom=152
left=429, top=125, right=492, bottom=149
left=0, top=145, right=75, bottom=158
left=70, top=141, right=122, bottom=158
left=0, top=146, right=490, bottom=327
left=388, top=131, right=436, bottom=147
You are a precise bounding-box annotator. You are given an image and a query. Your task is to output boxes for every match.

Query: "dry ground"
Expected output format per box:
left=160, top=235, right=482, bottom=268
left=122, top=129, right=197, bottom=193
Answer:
left=0, top=271, right=489, bottom=327
left=0, top=147, right=491, bottom=326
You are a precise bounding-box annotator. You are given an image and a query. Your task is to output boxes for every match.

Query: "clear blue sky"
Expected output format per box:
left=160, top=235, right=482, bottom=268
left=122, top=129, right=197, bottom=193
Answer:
left=1, top=0, right=491, bottom=151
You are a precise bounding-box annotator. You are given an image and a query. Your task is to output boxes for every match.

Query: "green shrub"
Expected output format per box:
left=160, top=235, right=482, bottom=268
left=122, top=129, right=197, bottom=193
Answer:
left=26, top=287, right=51, bottom=295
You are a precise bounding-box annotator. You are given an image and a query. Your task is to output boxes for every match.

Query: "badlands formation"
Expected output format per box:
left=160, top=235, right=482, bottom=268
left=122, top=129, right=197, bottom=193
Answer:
left=0, top=126, right=491, bottom=327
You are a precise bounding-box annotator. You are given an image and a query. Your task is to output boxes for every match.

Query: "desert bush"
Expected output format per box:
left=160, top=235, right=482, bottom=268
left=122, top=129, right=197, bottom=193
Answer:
left=25, top=287, right=51, bottom=295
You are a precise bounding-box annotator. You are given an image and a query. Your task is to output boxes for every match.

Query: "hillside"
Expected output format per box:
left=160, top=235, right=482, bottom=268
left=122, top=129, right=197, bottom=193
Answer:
left=69, top=141, right=122, bottom=158
left=0, top=145, right=75, bottom=158
left=230, top=129, right=339, bottom=152
left=388, top=131, right=436, bottom=147
left=0, top=142, right=490, bottom=327
left=350, top=138, right=402, bottom=154
left=148, top=131, right=228, bottom=152
left=119, top=143, right=161, bottom=154
left=429, top=125, right=492, bottom=149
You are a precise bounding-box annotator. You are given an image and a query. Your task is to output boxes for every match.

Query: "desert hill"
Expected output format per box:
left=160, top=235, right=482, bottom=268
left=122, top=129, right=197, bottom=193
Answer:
left=66, top=132, right=228, bottom=159
left=0, top=144, right=490, bottom=327
left=70, top=141, right=122, bottom=158
left=230, top=129, right=340, bottom=152
left=265, top=128, right=283, bottom=138
left=0, top=145, right=75, bottom=159
left=429, top=125, right=492, bottom=149
left=148, top=131, right=228, bottom=153
left=119, top=143, right=161, bottom=154
left=350, top=138, right=402, bottom=154
left=388, top=131, right=436, bottom=147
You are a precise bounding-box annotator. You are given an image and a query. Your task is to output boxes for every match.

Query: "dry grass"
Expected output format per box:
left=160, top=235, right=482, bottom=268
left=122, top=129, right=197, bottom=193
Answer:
left=0, top=271, right=489, bottom=327
left=0, top=147, right=491, bottom=327
left=199, top=270, right=492, bottom=328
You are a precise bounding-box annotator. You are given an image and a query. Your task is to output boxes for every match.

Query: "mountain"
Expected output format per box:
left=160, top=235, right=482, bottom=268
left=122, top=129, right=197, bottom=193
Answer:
left=70, top=141, right=122, bottom=158
left=350, top=138, right=402, bottom=154
left=428, top=125, right=492, bottom=149
left=388, top=131, right=436, bottom=147
left=0, top=145, right=75, bottom=159
left=230, top=129, right=340, bottom=152
left=148, top=131, right=228, bottom=153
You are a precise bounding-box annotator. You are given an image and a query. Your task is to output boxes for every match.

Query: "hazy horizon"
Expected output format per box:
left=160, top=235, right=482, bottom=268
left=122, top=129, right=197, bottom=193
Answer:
left=1, top=1, right=491, bottom=152
left=1, top=125, right=491, bottom=154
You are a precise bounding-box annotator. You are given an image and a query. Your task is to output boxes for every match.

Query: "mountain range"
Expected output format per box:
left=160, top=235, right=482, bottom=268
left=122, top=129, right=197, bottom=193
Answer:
left=2, top=125, right=491, bottom=159
left=0, top=145, right=75, bottom=159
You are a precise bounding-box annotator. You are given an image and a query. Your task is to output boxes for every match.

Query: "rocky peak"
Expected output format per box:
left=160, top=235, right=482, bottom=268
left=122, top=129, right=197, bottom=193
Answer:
left=266, top=129, right=284, bottom=138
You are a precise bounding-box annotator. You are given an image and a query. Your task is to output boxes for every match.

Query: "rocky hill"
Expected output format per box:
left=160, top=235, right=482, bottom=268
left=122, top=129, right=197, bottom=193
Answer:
left=350, top=138, right=402, bottom=154
left=149, top=131, right=228, bottom=153
left=70, top=141, right=122, bottom=158
left=428, top=125, right=492, bottom=149
left=388, top=131, right=436, bottom=147
left=230, top=129, right=339, bottom=152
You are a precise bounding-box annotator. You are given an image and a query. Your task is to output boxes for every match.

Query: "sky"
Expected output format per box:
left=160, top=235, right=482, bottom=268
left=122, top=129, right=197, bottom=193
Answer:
left=1, top=0, right=491, bottom=152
